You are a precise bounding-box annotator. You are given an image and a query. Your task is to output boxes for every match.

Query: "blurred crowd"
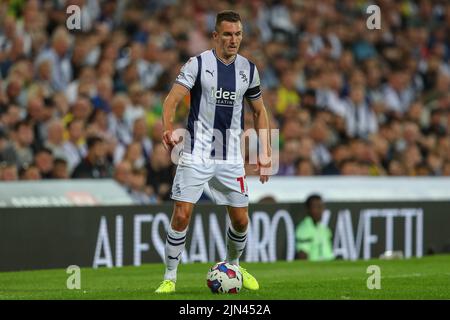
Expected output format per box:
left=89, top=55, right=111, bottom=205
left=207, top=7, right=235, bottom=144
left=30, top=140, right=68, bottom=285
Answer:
left=0, top=0, right=449, bottom=204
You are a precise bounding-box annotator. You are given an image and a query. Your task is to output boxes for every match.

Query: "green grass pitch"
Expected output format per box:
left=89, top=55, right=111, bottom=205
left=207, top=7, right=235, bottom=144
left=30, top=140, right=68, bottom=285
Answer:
left=0, top=255, right=449, bottom=300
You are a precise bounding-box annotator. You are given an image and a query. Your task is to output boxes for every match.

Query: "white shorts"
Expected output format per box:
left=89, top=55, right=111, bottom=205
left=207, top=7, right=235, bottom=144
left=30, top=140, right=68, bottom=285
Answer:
left=170, top=157, right=249, bottom=207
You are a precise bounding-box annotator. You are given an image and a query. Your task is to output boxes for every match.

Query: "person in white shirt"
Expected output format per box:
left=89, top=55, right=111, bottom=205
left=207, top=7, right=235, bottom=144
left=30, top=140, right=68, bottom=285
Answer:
left=35, top=27, right=72, bottom=92
left=62, top=119, right=87, bottom=175
left=343, top=85, right=378, bottom=139
left=383, top=69, right=415, bottom=115
left=317, top=71, right=347, bottom=117
left=107, top=94, right=132, bottom=146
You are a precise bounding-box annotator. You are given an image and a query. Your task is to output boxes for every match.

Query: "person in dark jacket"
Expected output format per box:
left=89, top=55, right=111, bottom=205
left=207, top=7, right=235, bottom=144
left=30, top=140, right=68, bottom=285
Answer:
left=71, top=136, right=113, bottom=179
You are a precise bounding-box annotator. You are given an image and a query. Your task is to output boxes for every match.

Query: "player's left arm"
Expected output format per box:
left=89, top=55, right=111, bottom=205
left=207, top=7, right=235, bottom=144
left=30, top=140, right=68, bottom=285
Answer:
left=247, top=96, right=272, bottom=184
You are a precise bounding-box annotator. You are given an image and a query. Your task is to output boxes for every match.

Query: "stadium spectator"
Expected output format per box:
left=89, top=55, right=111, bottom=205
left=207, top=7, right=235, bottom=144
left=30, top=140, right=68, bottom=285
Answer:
left=35, top=59, right=54, bottom=97
left=122, top=142, right=145, bottom=170
left=0, top=104, right=21, bottom=131
left=52, top=158, right=69, bottom=179
left=387, top=159, right=407, bottom=176
left=275, top=70, right=301, bottom=115
left=91, top=75, right=113, bottom=112
left=67, top=97, right=93, bottom=125
left=0, top=128, right=16, bottom=164
left=131, top=117, right=152, bottom=163
left=115, top=117, right=152, bottom=165
left=125, top=82, right=146, bottom=128
left=149, top=120, right=164, bottom=145
left=295, top=158, right=315, bottom=176
left=443, top=162, right=450, bottom=176
left=281, top=118, right=303, bottom=142
left=108, top=94, right=132, bottom=146
left=114, top=161, right=132, bottom=189
left=0, top=162, right=18, bottom=181
left=2, top=75, right=24, bottom=107
left=317, top=70, right=346, bottom=118
left=25, top=94, right=48, bottom=150
left=128, top=167, right=158, bottom=204
left=87, top=108, right=114, bottom=143
left=35, top=27, right=73, bottom=92
left=34, top=147, right=54, bottom=179
left=11, top=120, right=34, bottom=168
left=297, top=137, right=315, bottom=164
left=278, top=139, right=300, bottom=176
left=310, top=119, right=332, bottom=168
left=19, top=164, right=41, bottom=180
left=339, top=158, right=361, bottom=175
left=72, top=136, right=113, bottom=179
left=343, top=85, right=378, bottom=139
left=44, top=119, right=66, bottom=160
left=321, top=143, right=350, bottom=175
left=146, top=143, right=174, bottom=201
left=62, top=119, right=87, bottom=174
left=402, top=144, right=423, bottom=176
left=295, top=194, right=334, bottom=261
left=383, top=68, right=416, bottom=116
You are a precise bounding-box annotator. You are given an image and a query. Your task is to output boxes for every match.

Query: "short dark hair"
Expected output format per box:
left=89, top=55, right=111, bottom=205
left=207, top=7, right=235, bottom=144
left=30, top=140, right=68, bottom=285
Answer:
left=305, top=194, right=322, bottom=210
left=131, top=167, right=147, bottom=177
left=86, top=135, right=103, bottom=149
left=54, top=158, right=68, bottom=166
left=35, top=147, right=53, bottom=156
left=215, top=11, right=241, bottom=31
left=14, top=120, right=31, bottom=132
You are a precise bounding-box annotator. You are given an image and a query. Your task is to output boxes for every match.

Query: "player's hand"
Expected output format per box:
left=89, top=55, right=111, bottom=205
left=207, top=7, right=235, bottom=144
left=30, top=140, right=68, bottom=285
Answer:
left=162, top=130, right=183, bottom=152
left=162, top=130, right=176, bottom=152
left=255, top=159, right=271, bottom=184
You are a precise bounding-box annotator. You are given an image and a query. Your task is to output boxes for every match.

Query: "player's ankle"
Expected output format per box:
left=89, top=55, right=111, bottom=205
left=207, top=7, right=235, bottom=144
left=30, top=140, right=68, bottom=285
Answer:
left=164, top=270, right=177, bottom=282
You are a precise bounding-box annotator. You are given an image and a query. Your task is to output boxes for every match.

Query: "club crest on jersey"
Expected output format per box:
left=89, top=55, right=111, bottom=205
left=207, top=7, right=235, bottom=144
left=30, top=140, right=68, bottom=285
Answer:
left=239, top=71, right=248, bottom=83
left=211, top=87, right=238, bottom=106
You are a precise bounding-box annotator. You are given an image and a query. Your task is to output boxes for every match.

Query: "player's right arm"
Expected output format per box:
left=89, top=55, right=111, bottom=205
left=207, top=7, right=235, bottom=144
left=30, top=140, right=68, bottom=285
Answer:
left=162, top=83, right=189, bottom=151
left=162, top=56, right=199, bottom=151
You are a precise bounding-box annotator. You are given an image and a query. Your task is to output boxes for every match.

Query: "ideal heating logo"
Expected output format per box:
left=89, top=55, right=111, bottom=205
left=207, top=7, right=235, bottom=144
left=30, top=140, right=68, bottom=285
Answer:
left=211, top=87, right=240, bottom=107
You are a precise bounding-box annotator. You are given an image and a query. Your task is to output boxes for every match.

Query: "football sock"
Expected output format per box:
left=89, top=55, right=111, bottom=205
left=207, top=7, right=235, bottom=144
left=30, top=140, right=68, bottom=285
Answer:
left=164, top=225, right=187, bottom=282
left=226, top=224, right=248, bottom=266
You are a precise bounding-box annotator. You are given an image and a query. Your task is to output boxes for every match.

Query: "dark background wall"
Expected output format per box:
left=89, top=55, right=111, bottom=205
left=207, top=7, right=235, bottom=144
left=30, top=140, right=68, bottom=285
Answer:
left=1, top=202, right=449, bottom=271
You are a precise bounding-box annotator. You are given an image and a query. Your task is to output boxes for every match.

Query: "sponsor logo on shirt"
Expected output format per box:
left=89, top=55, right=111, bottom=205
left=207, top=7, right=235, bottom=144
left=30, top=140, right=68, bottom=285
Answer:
left=211, top=87, right=239, bottom=106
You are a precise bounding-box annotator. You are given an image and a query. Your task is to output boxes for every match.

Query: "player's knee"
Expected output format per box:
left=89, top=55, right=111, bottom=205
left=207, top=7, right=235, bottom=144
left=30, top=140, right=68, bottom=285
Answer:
left=232, top=215, right=248, bottom=233
left=171, top=202, right=192, bottom=230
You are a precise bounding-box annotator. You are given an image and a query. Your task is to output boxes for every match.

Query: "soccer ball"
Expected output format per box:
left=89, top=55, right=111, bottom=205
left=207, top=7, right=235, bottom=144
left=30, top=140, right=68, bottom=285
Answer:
left=206, top=261, right=242, bottom=294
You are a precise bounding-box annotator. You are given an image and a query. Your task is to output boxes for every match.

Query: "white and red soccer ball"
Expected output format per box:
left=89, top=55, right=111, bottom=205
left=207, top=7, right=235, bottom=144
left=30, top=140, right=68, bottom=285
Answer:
left=206, top=261, right=242, bottom=294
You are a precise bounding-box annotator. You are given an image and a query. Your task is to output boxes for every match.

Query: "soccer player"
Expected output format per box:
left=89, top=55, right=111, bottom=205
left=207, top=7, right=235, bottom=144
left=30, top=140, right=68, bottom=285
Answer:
left=155, top=10, right=272, bottom=293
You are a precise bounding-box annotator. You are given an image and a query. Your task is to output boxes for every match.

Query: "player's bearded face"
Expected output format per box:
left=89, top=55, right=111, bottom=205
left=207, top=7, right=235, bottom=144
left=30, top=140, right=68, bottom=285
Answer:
left=215, top=21, right=243, bottom=58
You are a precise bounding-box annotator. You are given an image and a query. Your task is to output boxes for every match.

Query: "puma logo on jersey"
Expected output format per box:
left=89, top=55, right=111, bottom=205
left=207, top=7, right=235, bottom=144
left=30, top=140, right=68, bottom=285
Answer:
left=206, top=69, right=214, bottom=77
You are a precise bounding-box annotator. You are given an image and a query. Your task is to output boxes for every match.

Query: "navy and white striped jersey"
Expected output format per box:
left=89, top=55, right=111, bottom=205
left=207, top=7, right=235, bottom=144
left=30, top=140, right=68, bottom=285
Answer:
left=175, top=49, right=261, bottom=163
